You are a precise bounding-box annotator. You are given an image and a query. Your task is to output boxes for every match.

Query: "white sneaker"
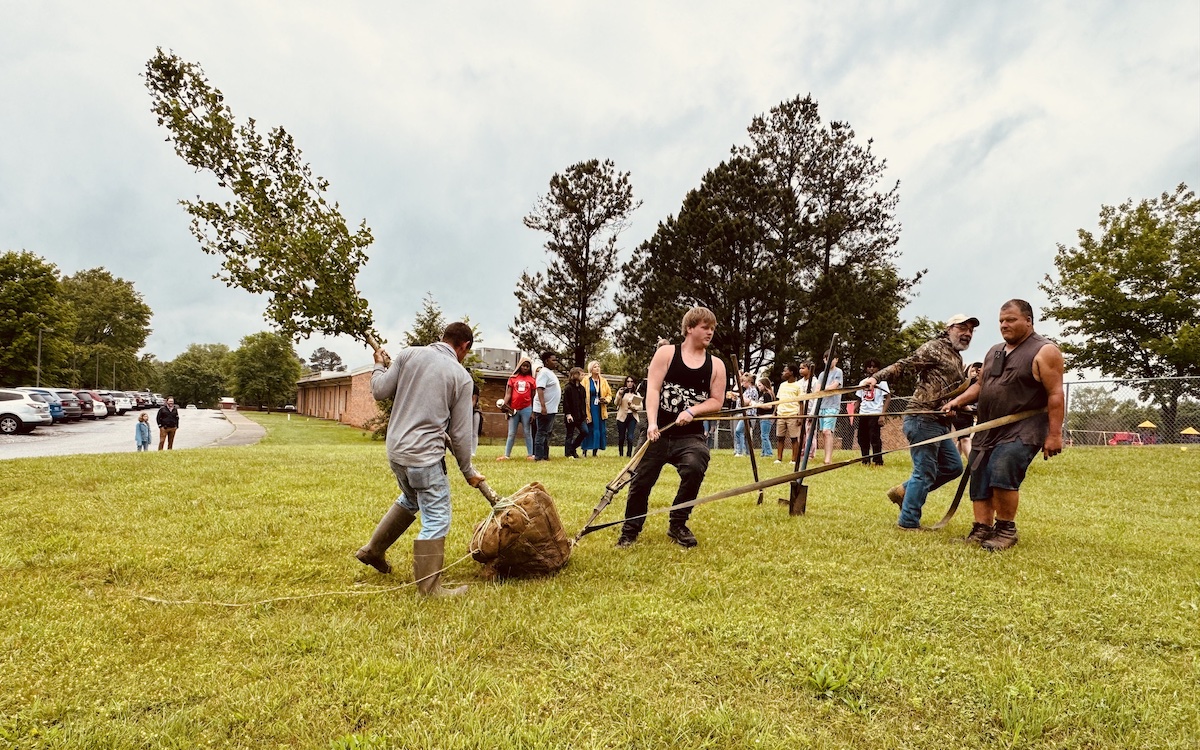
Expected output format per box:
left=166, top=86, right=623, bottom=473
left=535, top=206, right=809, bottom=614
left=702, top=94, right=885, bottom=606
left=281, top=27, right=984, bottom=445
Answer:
left=773, top=459, right=782, bottom=464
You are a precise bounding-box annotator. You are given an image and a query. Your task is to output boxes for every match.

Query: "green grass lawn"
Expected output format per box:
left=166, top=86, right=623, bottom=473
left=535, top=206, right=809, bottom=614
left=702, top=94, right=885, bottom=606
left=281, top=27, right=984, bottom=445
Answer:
left=2, top=414, right=1198, bottom=749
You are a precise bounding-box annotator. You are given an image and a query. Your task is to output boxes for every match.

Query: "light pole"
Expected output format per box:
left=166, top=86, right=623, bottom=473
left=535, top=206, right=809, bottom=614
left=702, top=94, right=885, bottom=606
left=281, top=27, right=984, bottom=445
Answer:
left=36, top=327, right=52, bottom=387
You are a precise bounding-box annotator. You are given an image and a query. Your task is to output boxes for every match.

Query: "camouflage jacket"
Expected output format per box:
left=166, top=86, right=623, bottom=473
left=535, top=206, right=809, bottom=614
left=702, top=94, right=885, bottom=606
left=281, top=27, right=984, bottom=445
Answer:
left=874, top=334, right=967, bottom=411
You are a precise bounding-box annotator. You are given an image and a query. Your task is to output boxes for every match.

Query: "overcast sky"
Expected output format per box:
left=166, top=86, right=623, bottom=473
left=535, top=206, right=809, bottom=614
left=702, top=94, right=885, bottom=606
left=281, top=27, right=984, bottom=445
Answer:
left=3, top=1, right=1197, bottom=373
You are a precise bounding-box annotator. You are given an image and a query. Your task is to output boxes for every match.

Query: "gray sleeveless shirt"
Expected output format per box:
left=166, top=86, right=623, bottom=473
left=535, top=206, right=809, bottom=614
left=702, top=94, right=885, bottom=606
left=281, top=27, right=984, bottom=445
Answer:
left=974, top=331, right=1052, bottom=449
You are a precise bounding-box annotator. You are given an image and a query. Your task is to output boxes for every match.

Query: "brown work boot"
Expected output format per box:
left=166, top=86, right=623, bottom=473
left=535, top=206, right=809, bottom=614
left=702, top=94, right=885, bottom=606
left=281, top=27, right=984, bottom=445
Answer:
left=355, top=504, right=417, bottom=574
left=955, top=522, right=994, bottom=545
left=413, top=538, right=468, bottom=597
left=887, top=484, right=905, bottom=506
left=981, top=520, right=1018, bottom=552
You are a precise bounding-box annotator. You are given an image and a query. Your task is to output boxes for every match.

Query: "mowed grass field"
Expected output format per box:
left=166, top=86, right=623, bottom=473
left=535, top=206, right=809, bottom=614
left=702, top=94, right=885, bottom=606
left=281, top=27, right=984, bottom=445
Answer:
left=2, top=413, right=1198, bottom=749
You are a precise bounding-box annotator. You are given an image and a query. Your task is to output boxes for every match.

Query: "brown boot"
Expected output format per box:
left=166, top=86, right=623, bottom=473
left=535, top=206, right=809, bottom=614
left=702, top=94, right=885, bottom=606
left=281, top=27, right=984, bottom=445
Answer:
left=887, top=484, right=905, bottom=506
left=955, top=522, right=994, bottom=545
left=981, top=520, right=1018, bottom=551
left=413, top=538, right=467, bottom=597
left=355, top=504, right=416, bottom=574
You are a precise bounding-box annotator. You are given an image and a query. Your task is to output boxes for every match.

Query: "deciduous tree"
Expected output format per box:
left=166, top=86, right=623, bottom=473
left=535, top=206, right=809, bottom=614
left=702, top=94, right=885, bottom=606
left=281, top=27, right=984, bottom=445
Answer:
left=230, top=332, right=302, bottom=408
left=145, top=50, right=382, bottom=352
left=0, top=250, right=74, bottom=385
left=162, top=343, right=231, bottom=409
left=59, top=268, right=152, bottom=387
left=512, top=159, right=641, bottom=368
left=1041, top=183, right=1200, bottom=438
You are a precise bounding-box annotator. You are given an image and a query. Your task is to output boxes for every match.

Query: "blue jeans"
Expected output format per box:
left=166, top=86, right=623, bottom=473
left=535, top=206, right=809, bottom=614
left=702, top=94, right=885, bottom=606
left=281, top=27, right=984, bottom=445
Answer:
left=898, top=416, right=963, bottom=528
left=505, top=406, right=532, bottom=457
left=760, top=418, right=773, bottom=456
left=534, top=413, right=555, bottom=460
left=391, top=459, right=452, bottom=540
left=733, top=419, right=748, bottom=454
left=617, top=416, right=639, bottom=456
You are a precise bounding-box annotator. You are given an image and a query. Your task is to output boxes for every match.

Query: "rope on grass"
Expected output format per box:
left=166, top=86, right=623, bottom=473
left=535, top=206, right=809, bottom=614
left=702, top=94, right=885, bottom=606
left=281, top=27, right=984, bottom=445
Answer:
left=130, top=552, right=475, bottom=608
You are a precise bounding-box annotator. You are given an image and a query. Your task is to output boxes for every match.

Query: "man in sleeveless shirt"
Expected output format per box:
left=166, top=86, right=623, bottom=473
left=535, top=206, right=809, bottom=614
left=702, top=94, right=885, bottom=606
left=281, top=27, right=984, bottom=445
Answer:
left=617, top=307, right=728, bottom=549
left=943, top=299, right=1064, bottom=551
left=861, top=313, right=978, bottom=529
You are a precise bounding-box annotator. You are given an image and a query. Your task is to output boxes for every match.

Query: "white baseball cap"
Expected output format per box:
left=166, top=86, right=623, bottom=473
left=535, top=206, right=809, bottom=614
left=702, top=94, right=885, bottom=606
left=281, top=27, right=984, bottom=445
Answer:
left=946, top=314, right=980, bottom=328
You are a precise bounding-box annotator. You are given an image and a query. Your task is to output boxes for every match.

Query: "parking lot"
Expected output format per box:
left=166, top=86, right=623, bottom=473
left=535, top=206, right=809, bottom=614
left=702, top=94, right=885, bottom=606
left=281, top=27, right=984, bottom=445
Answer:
left=0, top=408, right=238, bottom=459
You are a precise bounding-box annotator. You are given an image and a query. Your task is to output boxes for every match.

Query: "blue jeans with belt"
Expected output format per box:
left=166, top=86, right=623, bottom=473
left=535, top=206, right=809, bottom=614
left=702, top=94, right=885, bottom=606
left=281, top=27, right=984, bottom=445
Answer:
left=898, top=415, right=963, bottom=528
left=390, top=459, right=452, bottom=540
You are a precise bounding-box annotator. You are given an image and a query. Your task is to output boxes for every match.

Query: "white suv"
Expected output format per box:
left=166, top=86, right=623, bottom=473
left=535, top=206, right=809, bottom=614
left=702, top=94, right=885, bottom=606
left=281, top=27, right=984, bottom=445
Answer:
left=0, top=388, right=53, bottom=434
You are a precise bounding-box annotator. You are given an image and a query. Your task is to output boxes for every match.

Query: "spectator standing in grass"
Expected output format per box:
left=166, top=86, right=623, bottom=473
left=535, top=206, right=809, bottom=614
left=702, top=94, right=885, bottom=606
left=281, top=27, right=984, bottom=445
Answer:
left=135, top=412, right=152, bottom=452
left=355, top=322, right=485, bottom=597
left=617, top=307, right=727, bottom=549
left=533, top=351, right=562, bottom=461
left=942, top=299, right=1064, bottom=551
left=498, top=356, right=536, bottom=461
left=733, top=372, right=759, bottom=457
left=563, top=367, right=589, bottom=459
left=756, top=377, right=775, bottom=458
left=581, top=360, right=611, bottom=457
left=817, top=354, right=845, bottom=465
left=774, top=363, right=804, bottom=464
left=471, top=384, right=483, bottom=457
left=854, top=358, right=890, bottom=466
left=615, top=376, right=641, bottom=457
left=862, top=313, right=978, bottom=530
left=156, top=396, right=180, bottom=450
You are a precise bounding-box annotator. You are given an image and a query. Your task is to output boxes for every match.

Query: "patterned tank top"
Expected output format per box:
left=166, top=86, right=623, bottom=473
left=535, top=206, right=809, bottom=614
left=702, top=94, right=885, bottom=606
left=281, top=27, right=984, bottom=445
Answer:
left=657, top=346, right=712, bottom=437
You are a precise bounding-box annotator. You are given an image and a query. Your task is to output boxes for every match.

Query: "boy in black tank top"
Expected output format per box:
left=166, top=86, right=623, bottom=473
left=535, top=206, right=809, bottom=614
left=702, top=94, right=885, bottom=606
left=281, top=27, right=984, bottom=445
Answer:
left=618, top=307, right=728, bottom=549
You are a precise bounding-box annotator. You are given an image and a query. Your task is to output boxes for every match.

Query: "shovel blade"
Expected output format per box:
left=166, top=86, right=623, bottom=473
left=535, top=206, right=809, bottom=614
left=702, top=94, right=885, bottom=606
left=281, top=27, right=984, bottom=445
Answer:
left=788, top=481, right=808, bottom=516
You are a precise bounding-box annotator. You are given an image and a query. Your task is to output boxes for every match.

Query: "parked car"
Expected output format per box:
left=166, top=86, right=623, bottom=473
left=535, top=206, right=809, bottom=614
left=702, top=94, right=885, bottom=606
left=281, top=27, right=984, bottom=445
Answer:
left=0, top=388, right=52, bottom=434
left=94, top=390, right=120, bottom=416
left=79, top=390, right=113, bottom=418
left=53, top=389, right=84, bottom=421
left=108, top=392, right=134, bottom=415
left=74, top=390, right=107, bottom=419
left=17, top=387, right=65, bottom=423
left=152, top=393, right=165, bottom=406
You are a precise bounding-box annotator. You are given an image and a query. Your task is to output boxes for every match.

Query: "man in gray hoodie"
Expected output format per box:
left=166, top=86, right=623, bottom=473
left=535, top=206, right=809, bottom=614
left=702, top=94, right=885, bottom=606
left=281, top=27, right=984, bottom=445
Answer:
left=355, top=322, right=485, bottom=597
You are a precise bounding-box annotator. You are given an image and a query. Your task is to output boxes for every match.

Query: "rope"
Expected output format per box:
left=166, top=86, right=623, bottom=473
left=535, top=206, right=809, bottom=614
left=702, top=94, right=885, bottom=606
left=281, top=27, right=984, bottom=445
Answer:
left=131, top=552, right=476, bottom=608
left=576, top=408, right=1045, bottom=538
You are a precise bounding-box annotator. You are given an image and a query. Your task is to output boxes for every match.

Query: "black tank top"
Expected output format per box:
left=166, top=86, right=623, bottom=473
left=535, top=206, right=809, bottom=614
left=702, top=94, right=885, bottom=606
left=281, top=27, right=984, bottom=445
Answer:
left=657, top=346, right=713, bottom=437
left=975, top=331, right=1051, bottom=449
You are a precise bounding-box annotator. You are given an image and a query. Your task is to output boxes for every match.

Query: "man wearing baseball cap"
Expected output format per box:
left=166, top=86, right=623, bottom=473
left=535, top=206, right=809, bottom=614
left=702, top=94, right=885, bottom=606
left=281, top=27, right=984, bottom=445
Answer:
left=859, top=313, right=979, bottom=530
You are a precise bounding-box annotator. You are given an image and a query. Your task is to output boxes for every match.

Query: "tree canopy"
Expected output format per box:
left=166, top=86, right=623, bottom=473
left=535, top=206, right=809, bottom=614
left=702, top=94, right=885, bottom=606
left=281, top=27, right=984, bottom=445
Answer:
left=230, top=331, right=302, bottom=408
left=162, top=343, right=231, bottom=408
left=1041, top=183, right=1200, bottom=437
left=0, top=250, right=74, bottom=385
left=308, top=347, right=346, bottom=373
left=511, top=158, right=641, bottom=368
left=618, top=95, right=918, bottom=379
left=145, top=49, right=381, bottom=349
left=59, top=268, right=153, bottom=388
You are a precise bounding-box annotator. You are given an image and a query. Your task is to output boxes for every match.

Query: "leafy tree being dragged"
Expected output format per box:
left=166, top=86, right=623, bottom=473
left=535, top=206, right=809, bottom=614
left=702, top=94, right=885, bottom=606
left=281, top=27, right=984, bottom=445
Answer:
left=511, top=158, right=641, bottom=369
left=145, top=49, right=383, bottom=353
left=1041, top=183, right=1200, bottom=439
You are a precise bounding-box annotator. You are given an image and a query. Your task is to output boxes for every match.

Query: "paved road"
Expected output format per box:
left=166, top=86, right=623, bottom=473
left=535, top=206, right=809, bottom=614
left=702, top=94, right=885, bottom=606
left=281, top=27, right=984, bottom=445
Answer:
left=0, top=408, right=264, bottom=460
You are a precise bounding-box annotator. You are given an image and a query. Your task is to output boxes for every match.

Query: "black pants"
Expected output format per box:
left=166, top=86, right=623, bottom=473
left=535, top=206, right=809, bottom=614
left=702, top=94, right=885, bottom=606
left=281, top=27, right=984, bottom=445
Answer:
left=617, top=416, right=639, bottom=456
left=534, top=413, right=555, bottom=460
left=857, top=415, right=883, bottom=465
left=621, top=434, right=710, bottom=534
left=564, top=417, right=589, bottom=457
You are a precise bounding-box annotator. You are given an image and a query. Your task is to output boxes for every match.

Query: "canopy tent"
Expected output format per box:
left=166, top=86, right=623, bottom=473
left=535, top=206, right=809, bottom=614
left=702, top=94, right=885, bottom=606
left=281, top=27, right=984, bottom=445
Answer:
left=1137, top=421, right=1157, bottom=429
left=1181, top=427, right=1199, bottom=436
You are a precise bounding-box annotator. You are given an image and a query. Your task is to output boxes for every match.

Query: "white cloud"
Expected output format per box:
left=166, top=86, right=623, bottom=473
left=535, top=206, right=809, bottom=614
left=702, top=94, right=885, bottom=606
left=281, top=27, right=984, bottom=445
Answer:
left=2, top=0, right=1197, bottom=372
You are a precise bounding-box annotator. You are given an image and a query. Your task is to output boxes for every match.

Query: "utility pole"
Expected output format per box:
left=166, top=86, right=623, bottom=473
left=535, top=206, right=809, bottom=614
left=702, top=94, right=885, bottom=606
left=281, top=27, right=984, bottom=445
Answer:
left=36, top=327, right=52, bottom=387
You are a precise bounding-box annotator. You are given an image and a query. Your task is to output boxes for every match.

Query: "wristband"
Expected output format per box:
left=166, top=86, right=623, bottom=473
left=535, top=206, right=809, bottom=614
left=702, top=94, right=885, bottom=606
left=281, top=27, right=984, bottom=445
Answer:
left=684, top=408, right=694, bottom=418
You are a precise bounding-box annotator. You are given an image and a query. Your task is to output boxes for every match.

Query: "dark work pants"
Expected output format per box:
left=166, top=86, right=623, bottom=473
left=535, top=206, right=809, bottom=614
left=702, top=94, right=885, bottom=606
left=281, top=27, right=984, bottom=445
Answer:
left=621, top=434, right=711, bottom=534
left=857, top=415, right=883, bottom=464
left=534, top=413, right=555, bottom=460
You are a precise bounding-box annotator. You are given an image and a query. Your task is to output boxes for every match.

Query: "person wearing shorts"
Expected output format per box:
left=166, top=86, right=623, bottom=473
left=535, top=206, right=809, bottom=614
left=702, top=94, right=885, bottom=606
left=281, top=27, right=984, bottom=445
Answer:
left=943, top=299, right=1064, bottom=551
left=773, top=363, right=805, bottom=465
left=817, top=355, right=844, bottom=465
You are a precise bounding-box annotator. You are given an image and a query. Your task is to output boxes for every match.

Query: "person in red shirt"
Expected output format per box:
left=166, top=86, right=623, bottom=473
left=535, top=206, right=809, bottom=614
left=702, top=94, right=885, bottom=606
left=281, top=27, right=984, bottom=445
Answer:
left=498, top=356, right=537, bottom=460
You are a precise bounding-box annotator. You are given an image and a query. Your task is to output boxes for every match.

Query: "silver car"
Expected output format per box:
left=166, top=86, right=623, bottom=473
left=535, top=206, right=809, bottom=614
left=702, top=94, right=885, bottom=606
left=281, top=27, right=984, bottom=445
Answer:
left=0, top=388, right=52, bottom=434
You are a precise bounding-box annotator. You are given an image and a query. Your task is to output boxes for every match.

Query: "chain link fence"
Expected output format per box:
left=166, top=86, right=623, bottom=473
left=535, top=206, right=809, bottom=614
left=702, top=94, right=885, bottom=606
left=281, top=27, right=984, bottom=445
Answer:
left=1063, top=376, right=1200, bottom=446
